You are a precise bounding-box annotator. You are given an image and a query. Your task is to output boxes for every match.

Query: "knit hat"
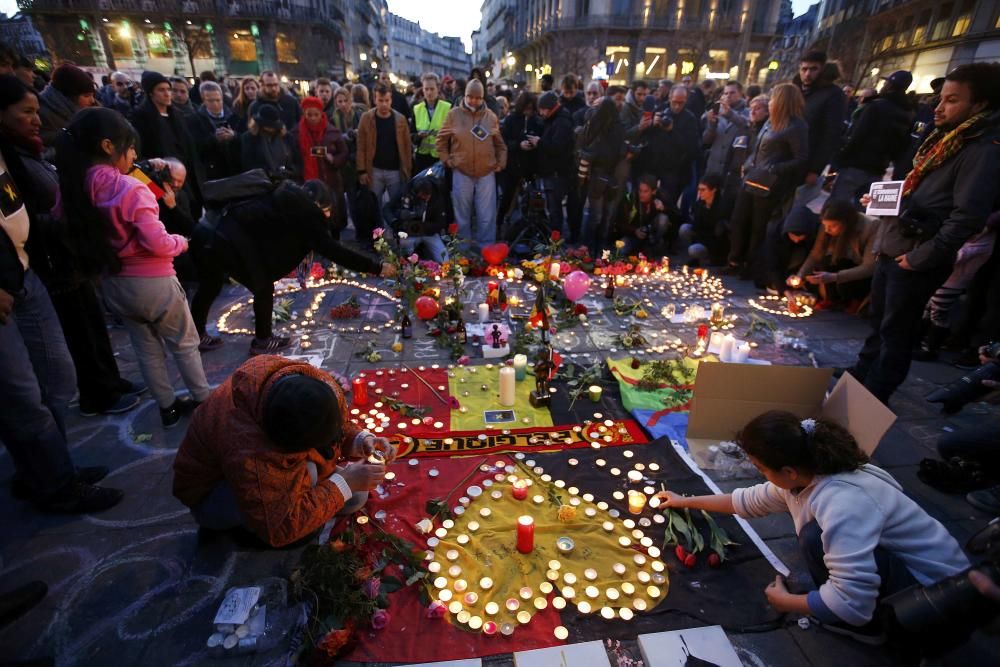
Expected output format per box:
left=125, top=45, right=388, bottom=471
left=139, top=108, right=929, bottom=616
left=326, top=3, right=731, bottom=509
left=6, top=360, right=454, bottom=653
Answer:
left=263, top=374, right=343, bottom=453
left=301, top=96, right=324, bottom=112
left=538, top=91, right=559, bottom=110
left=464, top=79, right=484, bottom=97
left=253, top=102, right=283, bottom=130
left=883, top=70, right=913, bottom=92
left=140, top=70, right=169, bottom=96
left=51, top=63, right=95, bottom=98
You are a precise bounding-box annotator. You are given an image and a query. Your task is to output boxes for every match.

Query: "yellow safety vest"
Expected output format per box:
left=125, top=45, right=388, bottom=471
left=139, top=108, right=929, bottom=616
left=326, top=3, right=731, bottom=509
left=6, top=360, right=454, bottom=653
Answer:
left=413, top=100, right=452, bottom=157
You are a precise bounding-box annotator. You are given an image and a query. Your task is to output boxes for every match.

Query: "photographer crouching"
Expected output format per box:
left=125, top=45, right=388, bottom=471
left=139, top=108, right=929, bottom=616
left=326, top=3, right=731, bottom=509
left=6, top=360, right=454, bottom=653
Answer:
left=382, top=171, right=452, bottom=263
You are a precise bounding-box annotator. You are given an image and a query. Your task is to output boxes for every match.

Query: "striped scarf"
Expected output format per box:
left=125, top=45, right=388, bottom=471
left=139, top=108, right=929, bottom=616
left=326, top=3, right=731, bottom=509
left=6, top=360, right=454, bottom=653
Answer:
left=902, top=112, right=990, bottom=197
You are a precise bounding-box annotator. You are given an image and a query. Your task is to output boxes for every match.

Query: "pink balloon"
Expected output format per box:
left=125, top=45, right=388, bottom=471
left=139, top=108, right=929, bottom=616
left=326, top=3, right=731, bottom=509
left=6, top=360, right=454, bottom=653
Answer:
left=562, top=270, right=591, bottom=302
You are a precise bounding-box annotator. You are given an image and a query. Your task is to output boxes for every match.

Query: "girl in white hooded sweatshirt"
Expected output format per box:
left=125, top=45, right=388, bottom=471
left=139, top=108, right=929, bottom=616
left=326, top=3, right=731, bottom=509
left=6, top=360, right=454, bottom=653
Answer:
left=655, top=410, right=969, bottom=644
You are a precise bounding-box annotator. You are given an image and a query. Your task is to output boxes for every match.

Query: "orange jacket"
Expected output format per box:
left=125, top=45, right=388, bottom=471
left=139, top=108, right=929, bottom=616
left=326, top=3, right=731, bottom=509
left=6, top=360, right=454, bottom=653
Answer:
left=172, top=355, right=362, bottom=547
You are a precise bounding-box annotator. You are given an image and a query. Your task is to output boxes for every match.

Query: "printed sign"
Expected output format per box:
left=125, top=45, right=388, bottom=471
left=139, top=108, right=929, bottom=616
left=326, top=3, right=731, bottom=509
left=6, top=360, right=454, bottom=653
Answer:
left=866, top=180, right=905, bottom=217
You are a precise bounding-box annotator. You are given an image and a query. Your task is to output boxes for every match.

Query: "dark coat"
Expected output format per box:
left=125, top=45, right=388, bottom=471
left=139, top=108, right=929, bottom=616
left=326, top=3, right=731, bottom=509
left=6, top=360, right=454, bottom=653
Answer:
left=248, top=93, right=302, bottom=132
left=130, top=99, right=203, bottom=205
left=640, top=107, right=700, bottom=178
left=501, top=111, right=544, bottom=176
left=744, top=118, right=809, bottom=196
left=37, top=86, right=80, bottom=156
left=835, top=93, right=914, bottom=175
left=383, top=179, right=450, bottom=237
left=536, top=107, right=575, bottom=177
left=187, top=106, right=242, bottom=181
left=240, top=130, right=298, bottom=179
left=794, top=74, right=848, bottom=175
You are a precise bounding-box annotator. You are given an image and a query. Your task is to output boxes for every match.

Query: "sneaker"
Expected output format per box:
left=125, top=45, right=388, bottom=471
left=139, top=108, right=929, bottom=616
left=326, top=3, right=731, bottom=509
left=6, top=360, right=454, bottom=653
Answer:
left=80, top=392, right=141, bottom=417
left=11, top=466, right=109, bottom=500
left=35, top=481, right=124, bottom=514
left=198, top=334, right=225, bottom=352
left=814, top=617, right=887, bottom=645
left=0, top=580, right=48, bottom=627
left=966, top=485, right=1000, bottom=514
left=249, top=336, right=291, bottom=356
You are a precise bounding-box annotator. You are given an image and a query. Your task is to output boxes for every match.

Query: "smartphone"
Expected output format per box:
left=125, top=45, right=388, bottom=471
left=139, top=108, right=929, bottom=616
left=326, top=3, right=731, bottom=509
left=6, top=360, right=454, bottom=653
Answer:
left=711, top=102, right=722, bottom=114
left=310, top=146, right=328, bottom=157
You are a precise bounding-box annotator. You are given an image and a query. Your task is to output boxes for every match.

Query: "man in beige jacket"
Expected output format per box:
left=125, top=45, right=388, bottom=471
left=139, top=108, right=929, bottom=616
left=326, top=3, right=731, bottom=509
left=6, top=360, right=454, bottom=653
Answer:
left=436, top=79, right=506, bottom=250
left=357, top=83, right=412, bottom=229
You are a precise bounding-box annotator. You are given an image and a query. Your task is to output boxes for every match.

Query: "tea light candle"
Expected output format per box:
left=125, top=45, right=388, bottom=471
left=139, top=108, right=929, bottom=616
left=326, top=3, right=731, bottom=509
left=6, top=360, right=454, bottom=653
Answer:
left=633, top=598, right=648, bottom=611
left=532, top=494, right=544, bottom=504
left=563, top=572, right=577, bottom=585
left=513, top=354, right=528, bottom=381
left=468, top=616, right=483, bottom=630
left=554, top=625, right=569, bottom=640
left=499, top=366, right=516, bottom=407
left=516, top=515, right=534, bottom=553
left=547, top=569, right=560, bottom=581
left=505, top=598, right=520, bottom=611
left=446, top=549, right=460, bottom=561
left=622, top=582, right=636, bottom=595
left=588, top=385, right=603, bottom=402
left=552, top=597, right=567, bottom=610
left=483, top=620, right=498, bottom=635
left=448, top=565, right=462, bottom=577
left=709, top=330, right=724, bottom=350
left=454, top=579, right=468, bottom=592
left=584, top=568, right=598, bottom=580
left=446, top=598, right=460, bottom=612
left=511, top=479, right=528, bottom=500
left=627, top=470, right=643, bottom=483
left=562, top=586, right=576, bottom=598
left=533, top=597, right=547, bottom=610
left=484, top=601, right=499, bottom=615
left=600, top=607, right=615, bottom=620
left=500, top=623, right=515, bottom=636
left=478, top=303, right=490, bottom=323
left=577, top=601, right=592, bottom=614
left=613, top=563, right=627, bottom=575
left=519, top=586, right=533, bottom=600
left=585, top=586, right=599, bottom=599
left=602, top=521, right=614, bottom=532
left=480, top=507, right=492, bottom=518
left=517, top=610, right=532, bottom=624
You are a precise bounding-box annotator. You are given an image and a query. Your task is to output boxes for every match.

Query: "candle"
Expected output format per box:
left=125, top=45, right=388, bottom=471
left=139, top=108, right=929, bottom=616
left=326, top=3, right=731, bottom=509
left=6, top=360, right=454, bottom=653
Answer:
left=709, top=331, right=724, bottom=350
left=516, top=515, right=534, bottom=553
left=351, top=377, right=368, bottom=406
left=627, top=490, right=646, bottom=515
left=513, top=354, right=528, bottom=381
left=710, top=302, right=725, bottom=322
left=499, top=366, right=516, bottom=407
left=549, top=261, right=561, bottom=280
left=478, top=303, right=490, bottom=323
left=720, top=334, right=735, bottom=362
left=588, top=385, right=602, bottom=402
left=512, top=479, right=528, bottom=500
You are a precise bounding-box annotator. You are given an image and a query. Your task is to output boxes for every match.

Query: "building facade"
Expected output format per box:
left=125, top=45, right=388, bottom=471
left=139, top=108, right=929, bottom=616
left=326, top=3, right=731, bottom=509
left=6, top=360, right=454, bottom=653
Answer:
left=16, top=0, right=388, bottom=85
left=481, top=0, right=785, bottom=88
left=387, top=12, right=471, bottom=81
left=772, top=1, right=818, bottom=82
left=0, top=12, right=48, bottom=65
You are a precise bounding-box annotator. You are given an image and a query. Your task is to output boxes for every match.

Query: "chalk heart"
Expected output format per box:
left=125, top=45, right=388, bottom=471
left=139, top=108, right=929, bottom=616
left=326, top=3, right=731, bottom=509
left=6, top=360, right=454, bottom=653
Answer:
left=481, top=243, right=509, bottom=267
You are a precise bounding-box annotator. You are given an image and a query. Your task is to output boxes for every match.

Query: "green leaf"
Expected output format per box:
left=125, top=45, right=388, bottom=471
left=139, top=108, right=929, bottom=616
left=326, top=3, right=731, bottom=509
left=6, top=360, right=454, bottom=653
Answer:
left=381, top=576, right=404, bottom=594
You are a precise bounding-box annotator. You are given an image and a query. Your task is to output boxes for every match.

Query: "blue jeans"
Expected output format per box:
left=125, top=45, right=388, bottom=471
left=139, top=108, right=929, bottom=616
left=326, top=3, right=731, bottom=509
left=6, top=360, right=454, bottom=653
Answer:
left=0, top=269, right=77, bottom=497
left=400, top=234, right=448, bottom=263
left=451, top=170, right=497, bottom=251
left=371, top=168, right=404, bottom=226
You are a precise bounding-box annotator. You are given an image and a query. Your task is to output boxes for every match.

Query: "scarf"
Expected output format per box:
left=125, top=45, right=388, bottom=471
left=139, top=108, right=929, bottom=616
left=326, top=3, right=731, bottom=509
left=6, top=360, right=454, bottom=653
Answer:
left=297, top=113, right=328, bottom=182
left=902, top=111, right=990, bottom=197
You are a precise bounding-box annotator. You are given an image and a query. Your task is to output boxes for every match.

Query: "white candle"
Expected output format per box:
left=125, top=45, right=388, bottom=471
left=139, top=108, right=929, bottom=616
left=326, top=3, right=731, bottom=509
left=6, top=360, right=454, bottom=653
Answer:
left=720, top=334, right=736, bottom=362
left=709, top=331, right=724, bottom=350
left=499, top=366, right=516, bottom=406
left=478, top=303, right=490, bottom=323
left=549, top=262, right=561, bottom=280
left=734, top=342, right=751, bottom=363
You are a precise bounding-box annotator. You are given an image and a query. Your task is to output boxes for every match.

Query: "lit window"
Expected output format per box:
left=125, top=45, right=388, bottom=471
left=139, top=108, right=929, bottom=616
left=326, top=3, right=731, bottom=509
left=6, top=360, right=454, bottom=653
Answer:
left=229, top=30, right=257, bottom=62
left=276, top=32, right=299, bottom=63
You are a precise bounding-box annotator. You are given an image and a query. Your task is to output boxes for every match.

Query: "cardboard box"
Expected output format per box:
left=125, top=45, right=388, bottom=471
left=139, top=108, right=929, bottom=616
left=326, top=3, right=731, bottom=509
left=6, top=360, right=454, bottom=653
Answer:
left=685, top=363, right=896, bottom=470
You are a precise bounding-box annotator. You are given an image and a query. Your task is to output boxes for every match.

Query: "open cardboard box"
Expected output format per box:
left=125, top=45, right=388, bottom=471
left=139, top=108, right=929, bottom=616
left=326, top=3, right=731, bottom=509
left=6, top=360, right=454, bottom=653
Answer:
left=685, top=363, right=896, bottom=470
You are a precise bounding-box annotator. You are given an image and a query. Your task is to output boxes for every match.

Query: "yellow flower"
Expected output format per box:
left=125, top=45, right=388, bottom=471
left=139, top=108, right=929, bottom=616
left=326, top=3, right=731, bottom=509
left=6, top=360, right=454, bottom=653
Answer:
left=615, top=240, right=626, bottom=249
left=391, top=342, right=403, bottom=353
left=635, top=309, right=648, bottom=319
left=534, top=272, right=545, bottom=283
left=557, top=504, right=577, bottom=522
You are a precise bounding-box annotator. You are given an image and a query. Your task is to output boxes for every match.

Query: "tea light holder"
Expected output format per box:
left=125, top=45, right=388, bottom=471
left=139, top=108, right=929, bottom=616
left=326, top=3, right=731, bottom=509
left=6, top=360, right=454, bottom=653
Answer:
left=627, top=490, right=646, bottom=515
left=512, top=479, right=528, bottom=500
left=588, top=385, right=603, bottom=402
left=556, top=536, right=575, bottom=555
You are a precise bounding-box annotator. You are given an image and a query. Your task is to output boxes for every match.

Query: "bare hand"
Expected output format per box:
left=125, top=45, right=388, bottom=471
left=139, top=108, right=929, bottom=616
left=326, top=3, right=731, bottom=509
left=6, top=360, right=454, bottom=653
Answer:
left=982, top=379, right=1000, bottom=389
left=652, top=489, right=685, bottom=508
left=161, top=183, right=177, bottom=209
left=325, top=151, right=335, bottom=164
left=895, top=254, right=914, bottom=270
left=359, top=173, right=371, bottom=187
left=638, top=117, right=652, bottom=131
left=215, top=127, right=234, bottom=141
left=706, top=110, right=717, bottom=123
left=969, top=570, right=1000, bottom=602
left=340, top=462, right=385, bottom=492
left=380, top=262, right=397, bottom=278
left=369, top=436, right=398, bottom=462
left=720, top=101, right=730, bottom=116
left=764, top=575, right=790, bottom=607
left=859, top=193, right=872, bottom=208
left=0, top=288, right=13, bottom=325
left=806, top=271, right=836, bottom=285
left=520, top=140, right=533, bottom=150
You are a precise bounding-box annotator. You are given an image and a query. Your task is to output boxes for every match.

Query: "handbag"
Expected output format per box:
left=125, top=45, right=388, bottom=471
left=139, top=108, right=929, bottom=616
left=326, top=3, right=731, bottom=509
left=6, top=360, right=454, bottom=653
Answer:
left=743, top=167, right=777, bottom=197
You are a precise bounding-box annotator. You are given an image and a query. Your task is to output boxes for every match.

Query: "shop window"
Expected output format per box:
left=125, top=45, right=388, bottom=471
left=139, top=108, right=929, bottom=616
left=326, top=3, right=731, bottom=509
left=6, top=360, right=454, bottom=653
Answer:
left=707, top=50, right=728, bottom=72
left=228, top=30, right=257, bottom=62
left=145, top=30, right=172, bottom=58
left=185, top=27, right=214, bottom=59
left=275, top=32, right=299, bottom=63
left=639, top=47, right=666, bottom=81
left=107, top=22, right=134, bottom=59
left=605, top=45, right=631, bottom=84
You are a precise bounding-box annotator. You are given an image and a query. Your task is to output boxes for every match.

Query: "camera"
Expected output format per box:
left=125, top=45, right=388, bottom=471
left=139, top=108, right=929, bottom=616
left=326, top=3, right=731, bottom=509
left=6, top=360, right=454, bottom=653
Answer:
left=925, top=350, right=1000, bottom=414
left=881, top=519, right=1000, bottom=654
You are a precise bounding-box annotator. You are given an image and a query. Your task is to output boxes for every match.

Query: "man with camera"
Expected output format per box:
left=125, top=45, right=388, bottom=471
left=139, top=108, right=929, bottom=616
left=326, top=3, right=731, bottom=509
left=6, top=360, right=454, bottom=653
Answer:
left=636, top=85, right=699, bottom=218
left=383, top=174, right=451, bottom=262
left=846, top=63, right=1000, bottom=405
left=702, top=81, right=751, bottom=205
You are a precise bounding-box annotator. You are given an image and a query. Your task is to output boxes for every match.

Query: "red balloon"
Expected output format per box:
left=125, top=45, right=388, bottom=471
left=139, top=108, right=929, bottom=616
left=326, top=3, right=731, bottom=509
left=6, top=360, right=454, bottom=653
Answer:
left=414, top=296, right=441, bottom=321
left=481, top=243, right=510, bottom=266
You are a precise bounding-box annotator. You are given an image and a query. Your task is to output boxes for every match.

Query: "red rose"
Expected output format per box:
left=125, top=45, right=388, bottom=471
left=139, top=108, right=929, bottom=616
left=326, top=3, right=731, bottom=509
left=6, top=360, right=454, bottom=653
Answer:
left=573, top=303, right=588, bottom=315
left=550, top=230, right=561, bottom=242
left=684, top=553, right=697, bottom=569
left=675, top=545, right=687, bottom=562
left=708, top=553, right=721, bottom=568
left=448, top=223, right=459, bottom=235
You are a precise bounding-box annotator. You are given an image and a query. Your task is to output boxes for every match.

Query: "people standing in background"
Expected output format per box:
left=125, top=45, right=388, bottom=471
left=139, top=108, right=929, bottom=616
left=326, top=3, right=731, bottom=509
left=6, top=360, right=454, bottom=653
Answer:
left=187, top=81, right=241, bottom=181
left=169, top=76, right=196, bottom=119
left=232, top=77, right=259, bottom=132
left=357, top=83, right=412, bottom=231
left=293, top=97, right=349, bottom=235
left=533, top=91, right=575, bottom=237
left=411, top=73, right=452, bottom=174
left=794, top=51, right=848, bottom=186
left=106, top=71, right=140, bottom=120
left=498, top=91, right=543, bottom=226
left=38, top=63, right=96, bottom=158
left=378, top=70, right=412, bottom=123
left=240, top=104, right=297, bottom=178
left=249, top=71, right=302, bottom=131
left=314, top=77, right=337, bottom=121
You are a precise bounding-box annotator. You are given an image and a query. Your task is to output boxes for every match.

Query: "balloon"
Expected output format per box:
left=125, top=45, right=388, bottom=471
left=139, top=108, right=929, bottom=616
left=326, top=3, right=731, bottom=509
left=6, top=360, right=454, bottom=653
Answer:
left=481, top=243, right=509, bottom=266
left=562, top=270, right=591, bottom=302
left=414, top=296, right=441, bottom=321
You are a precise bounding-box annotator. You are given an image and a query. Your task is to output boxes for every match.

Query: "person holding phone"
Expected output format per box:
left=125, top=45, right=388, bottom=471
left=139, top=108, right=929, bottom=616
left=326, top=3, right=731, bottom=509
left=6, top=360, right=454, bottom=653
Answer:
left=173, top=356, right=395, bottom=547
left=292, top=96, right=349, bottom=233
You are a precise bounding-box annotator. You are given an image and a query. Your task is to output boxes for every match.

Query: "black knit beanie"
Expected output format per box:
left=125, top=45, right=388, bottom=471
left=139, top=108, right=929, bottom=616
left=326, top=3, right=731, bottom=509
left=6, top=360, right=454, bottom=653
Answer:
left=263, top=374, right=343, bottom=454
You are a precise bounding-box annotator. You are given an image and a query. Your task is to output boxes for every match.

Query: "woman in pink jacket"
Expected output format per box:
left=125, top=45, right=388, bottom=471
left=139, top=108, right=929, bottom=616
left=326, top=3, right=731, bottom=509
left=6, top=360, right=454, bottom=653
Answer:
left=55, top=107, right=210, bottom=428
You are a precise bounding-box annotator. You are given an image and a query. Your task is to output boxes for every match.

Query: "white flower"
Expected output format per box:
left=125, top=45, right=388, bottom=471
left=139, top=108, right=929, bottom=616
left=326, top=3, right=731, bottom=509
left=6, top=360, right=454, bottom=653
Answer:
left=601, top=249, right=611, bottom=261
left=415, top=518, right=434, bottom=534
left=513, top=268, right=524, bottom=280
left=800, top=418, right=817, bottom=434
left=578, top=314, right=587, bottom=322
left=397, top=231, right=409, bottom=240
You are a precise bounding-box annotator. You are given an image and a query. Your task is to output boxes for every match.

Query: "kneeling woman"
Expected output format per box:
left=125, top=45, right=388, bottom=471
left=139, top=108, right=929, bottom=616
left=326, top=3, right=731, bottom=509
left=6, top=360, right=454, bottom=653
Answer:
left=655, top=411, right=968, bottom=642
left=173, top=355, right=393, bottom=547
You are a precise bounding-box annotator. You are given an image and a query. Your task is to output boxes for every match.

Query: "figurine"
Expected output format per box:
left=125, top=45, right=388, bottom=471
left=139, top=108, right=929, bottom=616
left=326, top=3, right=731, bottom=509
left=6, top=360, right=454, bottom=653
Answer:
left=490, top=324, right=503, bottom=349
left=530, top=345, right=556, bottom=408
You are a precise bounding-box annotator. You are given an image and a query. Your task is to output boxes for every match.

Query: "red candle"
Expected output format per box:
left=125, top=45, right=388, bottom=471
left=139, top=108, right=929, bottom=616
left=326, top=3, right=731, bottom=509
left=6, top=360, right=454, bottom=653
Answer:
left=487, top=280, right=499, bottom=308
left=697, top=324, right=709, bottom=343
left=516, top=515, right=534, bottom=553
left=352, top=377, right=368, bottom=406
left=512, top=480, right=528, bottom=500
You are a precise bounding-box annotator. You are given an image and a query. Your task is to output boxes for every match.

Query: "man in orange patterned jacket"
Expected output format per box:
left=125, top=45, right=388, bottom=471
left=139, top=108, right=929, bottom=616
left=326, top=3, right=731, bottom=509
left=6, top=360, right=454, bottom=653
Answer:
left=173, top=355, right=392, bottom=547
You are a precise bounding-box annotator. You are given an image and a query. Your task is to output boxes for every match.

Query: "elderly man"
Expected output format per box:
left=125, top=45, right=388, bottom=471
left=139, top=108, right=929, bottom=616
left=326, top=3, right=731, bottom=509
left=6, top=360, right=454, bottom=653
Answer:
left=573, top=80, right=603, bottom=127
left=637, top=85, right=699, bottom=208
left=436, top=79, right=506, bottom=251
left=187, top=81, right=240, bottom=181
left=249, top=70, right=301, bottom=130
left=411, top=72, right=452, bottom=173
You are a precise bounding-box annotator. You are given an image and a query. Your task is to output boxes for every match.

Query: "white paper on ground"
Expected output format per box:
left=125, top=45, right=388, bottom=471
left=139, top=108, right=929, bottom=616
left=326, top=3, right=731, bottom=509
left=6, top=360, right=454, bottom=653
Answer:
left=282, top=353, right=325, bottom=368
left=213, top=587, right=260, bottom=625
left=406, top=660, right=483, bottom=667
left=514, top=640, right=611, bottom=667
left=638, top=625, right=741, bottom=667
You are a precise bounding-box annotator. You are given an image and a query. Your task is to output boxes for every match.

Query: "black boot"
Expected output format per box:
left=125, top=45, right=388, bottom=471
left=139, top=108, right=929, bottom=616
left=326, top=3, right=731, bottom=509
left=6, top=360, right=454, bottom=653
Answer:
left=914, top=325, right=949, bottom=361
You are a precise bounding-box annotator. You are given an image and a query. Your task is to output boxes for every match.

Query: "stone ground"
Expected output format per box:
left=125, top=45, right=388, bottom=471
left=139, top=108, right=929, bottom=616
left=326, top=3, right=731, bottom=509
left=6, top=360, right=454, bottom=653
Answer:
left=1, top=258, right=998, bottom=666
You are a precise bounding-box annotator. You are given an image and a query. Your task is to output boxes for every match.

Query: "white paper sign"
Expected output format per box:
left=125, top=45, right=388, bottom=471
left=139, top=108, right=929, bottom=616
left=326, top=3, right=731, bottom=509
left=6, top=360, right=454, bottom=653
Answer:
left=866, top=180, right=905, bottom=217
left=213, top=587, right=260, bottom=626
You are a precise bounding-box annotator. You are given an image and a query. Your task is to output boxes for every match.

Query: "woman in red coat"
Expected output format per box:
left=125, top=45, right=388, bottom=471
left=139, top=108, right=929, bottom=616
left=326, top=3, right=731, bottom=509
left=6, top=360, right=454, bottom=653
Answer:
left=293, top=96, right=350, bottom=234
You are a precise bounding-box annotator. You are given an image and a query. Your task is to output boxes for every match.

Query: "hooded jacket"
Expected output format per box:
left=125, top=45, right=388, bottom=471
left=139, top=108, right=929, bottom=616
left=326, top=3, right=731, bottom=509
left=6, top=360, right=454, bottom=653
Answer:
left=435, top=100, right=507, bottom=179
left=173, top=355, right=362, bottom=547
left=795, top=69, right=848, bottom=175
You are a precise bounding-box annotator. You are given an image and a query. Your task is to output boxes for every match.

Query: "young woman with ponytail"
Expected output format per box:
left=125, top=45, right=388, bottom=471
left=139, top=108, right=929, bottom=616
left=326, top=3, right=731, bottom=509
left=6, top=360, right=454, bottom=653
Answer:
left=655, top=410, right=969, bottom=644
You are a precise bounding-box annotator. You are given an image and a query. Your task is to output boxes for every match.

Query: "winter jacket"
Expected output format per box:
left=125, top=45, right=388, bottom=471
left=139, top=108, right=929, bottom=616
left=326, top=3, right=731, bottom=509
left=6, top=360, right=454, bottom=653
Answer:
left=383, top=179, right=450, bottom=237
left=941, top=223, right=997, bottom=290
left=639, top=107, right=700, bottom=179
left=187, top=106, right=242, bottom=181
left=744, top=118, right=809, bottom=196
left=435, top=101, right=507, bottom=179
left=130, top=99, right=204, bottom=204
left=86, top=164, right=187, bottom=278
left=577, top=112, right=625, bottom=174
left=501, top=111, right=544, bottom=176
left=535, top=106, right=575, bottom=178
left=357, top=108, right=413, bottom=181
left=37, top=85, right=80, bottom=156
left=733, top=464, right=969, bottom=626
left=291, top=123, right=349, bottom=193
left=794, top=75, right=848, bottom=175
left=173, top=355, right=364, bottom=548
left=799, top=214, right=881, bottom=284
left=703, top=102, right=751, bottom=182
left=873, top=116, right=1000, bottom=272
left=835, top=93, right=914, bottom=175
left=240, top=129, right=298, bottom=179
left=248, top=93, right=302, bottom=132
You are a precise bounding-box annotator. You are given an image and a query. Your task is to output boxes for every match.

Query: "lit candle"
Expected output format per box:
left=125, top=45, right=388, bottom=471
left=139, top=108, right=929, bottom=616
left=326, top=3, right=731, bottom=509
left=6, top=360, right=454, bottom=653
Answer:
left=588, top=385, right=603, bottom=402
left=512, top=479, right=528, bottom=500
left=478, top=303, right=490, bottom=323
left=351, top=377, right=368, bottom=406
left=513, top=354, right=528, bottom=381
left=627, top=490, right=646, bottom=515
left=549, top=261, right=561, bottom=280
left=709, top=331, right=724, bottom=350
left=516, top=515, right=534, bottom=553
left=720, top=334, right=736, bottom=363
left=499, top=366, right=516, bottom=407
left=711, top=302, right=725, bottom=322
left=734, top=342, right=751, bottom=363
